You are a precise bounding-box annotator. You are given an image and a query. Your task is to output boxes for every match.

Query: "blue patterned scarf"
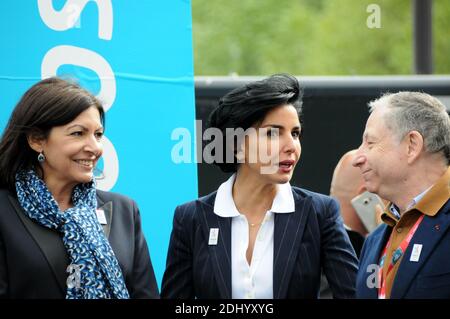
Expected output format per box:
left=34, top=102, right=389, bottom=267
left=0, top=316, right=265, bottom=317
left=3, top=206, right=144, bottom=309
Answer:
left=15, top=169, right=130, bottom=299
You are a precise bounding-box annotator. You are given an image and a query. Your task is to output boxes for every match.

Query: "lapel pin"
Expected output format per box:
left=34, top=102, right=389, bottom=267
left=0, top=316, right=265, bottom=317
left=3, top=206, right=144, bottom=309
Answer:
left=434, top=224, right=440, bottom=231
left=208, top=228, right=219, bottom=245
left=96, top=209, right=107, bottom=225
left=410, top=243, right=423, bottom=262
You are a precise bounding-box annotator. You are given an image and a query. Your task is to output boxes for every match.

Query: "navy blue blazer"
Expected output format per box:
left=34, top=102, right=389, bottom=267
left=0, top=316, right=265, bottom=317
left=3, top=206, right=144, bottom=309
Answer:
left=356, top=200, right=450, bottom=299
left=161, top=186, right=358, bottom=299
left=0, top=189, right=159, bottom=299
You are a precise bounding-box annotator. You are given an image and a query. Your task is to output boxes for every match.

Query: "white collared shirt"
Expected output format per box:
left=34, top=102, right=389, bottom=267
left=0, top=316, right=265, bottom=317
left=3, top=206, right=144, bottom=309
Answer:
left=213, top=174, right=295, bottom=299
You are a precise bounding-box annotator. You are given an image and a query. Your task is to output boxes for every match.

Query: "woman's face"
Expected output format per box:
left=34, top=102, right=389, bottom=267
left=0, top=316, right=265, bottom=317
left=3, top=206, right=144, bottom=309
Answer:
left=239, top=104, right=301, bottom=184
left=35, top=106, right=104, bottom=188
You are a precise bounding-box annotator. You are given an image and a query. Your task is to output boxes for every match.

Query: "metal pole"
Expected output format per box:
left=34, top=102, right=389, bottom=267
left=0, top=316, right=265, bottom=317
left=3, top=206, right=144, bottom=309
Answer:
left=413, top=0, right=433, bottom=74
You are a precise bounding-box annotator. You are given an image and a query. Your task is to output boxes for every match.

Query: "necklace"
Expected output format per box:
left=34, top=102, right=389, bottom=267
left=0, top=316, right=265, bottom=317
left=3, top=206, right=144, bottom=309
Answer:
left=249, top=222, right=262, bottom=227
left=248, top=216, right=266, bottom=227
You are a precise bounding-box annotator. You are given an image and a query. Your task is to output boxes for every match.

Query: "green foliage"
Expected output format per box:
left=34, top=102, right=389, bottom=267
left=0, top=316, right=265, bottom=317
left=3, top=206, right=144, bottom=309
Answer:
left=192, top=0, right=449, bottom=75
left=434, top=0, right=450, bottom=74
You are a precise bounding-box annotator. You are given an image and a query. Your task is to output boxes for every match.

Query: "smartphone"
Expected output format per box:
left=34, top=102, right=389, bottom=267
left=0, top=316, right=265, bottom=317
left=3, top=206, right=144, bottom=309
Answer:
left=351, top=191, right=384, bottom=233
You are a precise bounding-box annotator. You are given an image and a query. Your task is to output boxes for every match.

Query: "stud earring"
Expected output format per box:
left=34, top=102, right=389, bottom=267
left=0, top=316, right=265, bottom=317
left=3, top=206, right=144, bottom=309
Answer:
left=37, top=152, right=45, bottom=163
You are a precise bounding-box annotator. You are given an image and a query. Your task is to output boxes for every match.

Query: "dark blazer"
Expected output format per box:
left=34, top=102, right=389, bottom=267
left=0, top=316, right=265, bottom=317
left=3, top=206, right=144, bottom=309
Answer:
left=0, top=189, right=159, bottom=299
left=161, top=187, right=358, bottom=299
left=356, top=200, right=450, bottom=299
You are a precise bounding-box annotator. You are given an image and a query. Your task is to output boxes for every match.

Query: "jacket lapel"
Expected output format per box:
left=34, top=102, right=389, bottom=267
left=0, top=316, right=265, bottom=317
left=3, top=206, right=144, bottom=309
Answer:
left=273, top=191, right=311, bottom=299
left=8, top=195, right=69, bottom=295
left=198, top=196, right=232, bottom=299
left=96, top=196, right=113, bottom=239
left=359, top=225, right=391, bottom=298
left=390, top=206, right=450, bottom=299
left=8, top=193, right=115, bottom=295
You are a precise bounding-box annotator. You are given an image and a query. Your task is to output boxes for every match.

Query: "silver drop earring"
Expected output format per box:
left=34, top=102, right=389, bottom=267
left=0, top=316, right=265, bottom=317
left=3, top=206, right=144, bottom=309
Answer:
left=37, top=152, right=45, bottom=163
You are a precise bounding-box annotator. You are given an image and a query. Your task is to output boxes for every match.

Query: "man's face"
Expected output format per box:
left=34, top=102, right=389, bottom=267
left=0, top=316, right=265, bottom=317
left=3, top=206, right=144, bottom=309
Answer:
left=352, top=106, right=407, bottom=201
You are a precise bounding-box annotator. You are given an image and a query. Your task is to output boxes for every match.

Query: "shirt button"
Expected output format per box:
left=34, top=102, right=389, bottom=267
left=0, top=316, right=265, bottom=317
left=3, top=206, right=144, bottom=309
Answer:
left=396, top=227, right=403, bottom=233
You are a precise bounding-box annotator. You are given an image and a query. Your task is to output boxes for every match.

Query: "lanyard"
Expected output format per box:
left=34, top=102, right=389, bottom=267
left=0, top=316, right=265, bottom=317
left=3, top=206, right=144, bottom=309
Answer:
left=378, top=214, right=425, bottom=299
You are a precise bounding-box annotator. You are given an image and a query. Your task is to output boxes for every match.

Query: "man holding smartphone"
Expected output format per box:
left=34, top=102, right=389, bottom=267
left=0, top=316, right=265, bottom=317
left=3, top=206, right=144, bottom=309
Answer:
left=353, top=92, right=450, bottom=299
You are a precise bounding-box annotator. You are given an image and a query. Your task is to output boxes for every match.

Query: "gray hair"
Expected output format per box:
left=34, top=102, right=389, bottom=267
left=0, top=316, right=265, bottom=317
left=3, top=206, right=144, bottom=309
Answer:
left=369, top=91, right=450, bottom=164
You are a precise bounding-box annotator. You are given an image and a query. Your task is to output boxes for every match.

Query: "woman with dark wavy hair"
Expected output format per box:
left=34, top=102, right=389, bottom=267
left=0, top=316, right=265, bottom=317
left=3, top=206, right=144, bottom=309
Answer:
left=162, top=74, right=358, bottom=299
left=0, top=77, right=159, bottom=299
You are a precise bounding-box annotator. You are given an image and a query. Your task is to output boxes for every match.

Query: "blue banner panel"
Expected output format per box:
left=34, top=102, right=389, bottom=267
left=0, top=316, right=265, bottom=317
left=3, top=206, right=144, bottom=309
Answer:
left=0, top=0, right=197, bottom=287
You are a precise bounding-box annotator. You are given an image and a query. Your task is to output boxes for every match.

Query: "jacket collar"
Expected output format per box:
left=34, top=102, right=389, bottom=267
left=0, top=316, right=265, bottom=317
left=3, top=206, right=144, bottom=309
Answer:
left=382, top=167, right=450, bottom=226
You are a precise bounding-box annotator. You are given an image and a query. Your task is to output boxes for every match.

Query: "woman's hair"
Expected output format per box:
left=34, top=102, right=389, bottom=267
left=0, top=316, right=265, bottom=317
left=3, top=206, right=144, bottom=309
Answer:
left=0, top=77, right=105, bottom=192
left=207, top=73, right=303, bottom=173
